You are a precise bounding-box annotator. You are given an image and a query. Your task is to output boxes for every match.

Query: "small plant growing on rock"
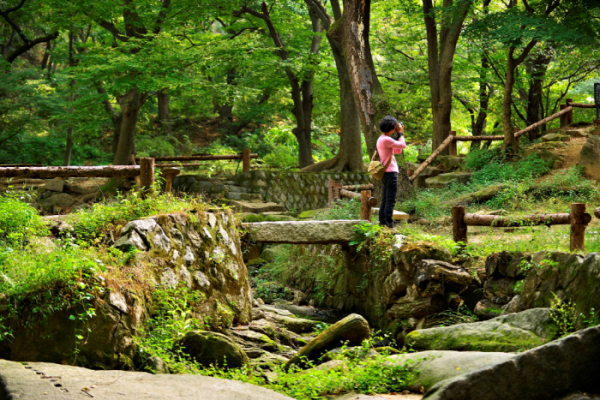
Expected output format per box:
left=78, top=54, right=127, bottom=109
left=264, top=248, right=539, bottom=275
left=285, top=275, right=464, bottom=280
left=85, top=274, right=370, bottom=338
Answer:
left=550, top=294, right=576, bottom=337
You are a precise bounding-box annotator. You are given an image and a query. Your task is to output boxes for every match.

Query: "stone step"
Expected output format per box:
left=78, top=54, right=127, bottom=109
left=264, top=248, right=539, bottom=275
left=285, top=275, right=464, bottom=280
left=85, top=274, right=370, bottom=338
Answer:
left=371, top=208, right=409, bottom=220
left=225, top=192, right=260, bottom=201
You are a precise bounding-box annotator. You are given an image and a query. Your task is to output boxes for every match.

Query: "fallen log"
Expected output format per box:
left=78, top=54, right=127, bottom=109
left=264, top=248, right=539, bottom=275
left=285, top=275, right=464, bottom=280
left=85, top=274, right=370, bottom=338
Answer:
left=444, top=184, right=506, bottom=207
left=0, top=166, right=141, bottom=179
left=463, top=212, right=591, bottom=227
left=413, top=260, right=473, bottom=290
left=387, top=295, right=447, bottom=320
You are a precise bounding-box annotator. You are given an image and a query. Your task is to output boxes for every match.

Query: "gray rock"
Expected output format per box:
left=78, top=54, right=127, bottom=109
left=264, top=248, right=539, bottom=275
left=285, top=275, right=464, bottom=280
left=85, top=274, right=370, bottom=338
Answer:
left=113, top=229, right=148, bottom=252
left=244, top=220, right=364, bottom=245
left=579, top=135, right=600, bottom=180
left=45, top=178, right=65, bottom=192
left=108, top=291, right=129, bottom=314
left=176, top=331, right=249, bottom=369
left=39, top=193, right=77, bottom=208
left=542, top=133, right=570, bottom=142
left=386, top=350, right=515, bottom=392
left=231, top=201, right=286, bottom=213
left=406, top=308, right=558, bottom=352
left=422, top=325, right=600, bottom=400
left=144, top=356, right=170, bottom=374
left=250, top=352, right=288, bottom=371
left=0, top=359, right=292, bottom=399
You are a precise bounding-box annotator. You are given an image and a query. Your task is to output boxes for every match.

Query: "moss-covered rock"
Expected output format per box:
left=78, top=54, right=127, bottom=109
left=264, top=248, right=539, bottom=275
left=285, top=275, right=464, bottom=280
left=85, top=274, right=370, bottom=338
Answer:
left=176, top=330, right=249, bottom=368
left=405, top=308, right=557, bottom=352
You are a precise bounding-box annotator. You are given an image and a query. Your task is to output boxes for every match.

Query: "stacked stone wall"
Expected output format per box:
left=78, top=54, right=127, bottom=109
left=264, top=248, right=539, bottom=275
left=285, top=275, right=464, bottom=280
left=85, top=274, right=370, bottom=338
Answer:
left=236, top=170, right=371, bottom=211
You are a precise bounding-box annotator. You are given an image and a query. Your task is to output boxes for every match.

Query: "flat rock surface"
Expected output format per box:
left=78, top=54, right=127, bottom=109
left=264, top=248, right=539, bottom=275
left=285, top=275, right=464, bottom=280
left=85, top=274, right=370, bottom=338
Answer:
left=0, top=359, right=293, bottom=400
left=244, top=220, right=364, bottom=244
left=332, top=394, right=422, bottom=400
left=385, top=350, right=515, bottom=391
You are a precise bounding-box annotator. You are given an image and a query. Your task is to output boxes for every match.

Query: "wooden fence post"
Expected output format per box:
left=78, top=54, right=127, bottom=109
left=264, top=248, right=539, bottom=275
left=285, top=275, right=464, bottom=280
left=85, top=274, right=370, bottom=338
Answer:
left=328, top=180, right=342, bottom=206
left=139, top=157, right=155, bottom=196
left=242, top=149, right=251, bottom=174
left=570, top=203, right=586, bottom=251
left=560, top=104, right=568, bottom=128
left=448, top=131, right=457, bottom=156
left=360, top=190, right=372, bottom=221
left=566, top=99, right=574, bottom=126
left=595, top=207, right=600, bottom=219
left=452, top=206, right=468, bottom=243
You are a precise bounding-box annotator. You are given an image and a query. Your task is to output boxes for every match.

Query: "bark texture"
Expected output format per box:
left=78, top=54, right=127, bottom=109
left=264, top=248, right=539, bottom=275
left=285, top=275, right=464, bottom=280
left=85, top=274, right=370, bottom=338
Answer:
left=302, top=0, right=364, bottom=172
left=422, top=0, right=473, bottom=152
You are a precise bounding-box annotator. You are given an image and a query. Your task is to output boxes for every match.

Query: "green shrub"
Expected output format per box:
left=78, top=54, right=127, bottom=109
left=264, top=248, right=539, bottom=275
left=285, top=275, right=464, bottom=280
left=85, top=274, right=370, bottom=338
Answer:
left=315, top=199, right=361, bottom=220
left=0, top=193, right=46, bottom=246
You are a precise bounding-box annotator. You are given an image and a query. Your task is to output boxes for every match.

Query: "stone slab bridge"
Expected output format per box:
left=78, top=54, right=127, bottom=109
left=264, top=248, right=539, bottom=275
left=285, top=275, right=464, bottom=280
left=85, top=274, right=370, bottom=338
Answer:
left=243, top=220, right=364, bottom=245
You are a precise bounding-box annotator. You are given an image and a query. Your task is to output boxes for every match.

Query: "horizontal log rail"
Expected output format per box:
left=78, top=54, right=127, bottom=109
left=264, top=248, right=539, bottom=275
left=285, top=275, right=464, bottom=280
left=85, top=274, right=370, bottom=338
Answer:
left=453, top=135, right=504, bottom=141
left=452, top=204, right=590, bottom=251
left=143, top=154, right=258, bottom=162
left=566, top=101, right=596, bottom=109
left=0, top=165, right=141, bottom=179
left=138, top=149, right=256, bottom=173
left=341, top=183, right=374, bottom=191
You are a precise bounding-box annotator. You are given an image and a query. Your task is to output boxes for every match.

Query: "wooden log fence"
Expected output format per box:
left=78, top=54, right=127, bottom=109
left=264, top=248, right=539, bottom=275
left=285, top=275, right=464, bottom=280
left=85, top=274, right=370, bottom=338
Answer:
left=138, top=149, right=257, bottom=173
left=328, top=180, right=377, bottom=221
left=410, top=102, right=590, bottom=181
left=452, top=204, right=592, bottom=251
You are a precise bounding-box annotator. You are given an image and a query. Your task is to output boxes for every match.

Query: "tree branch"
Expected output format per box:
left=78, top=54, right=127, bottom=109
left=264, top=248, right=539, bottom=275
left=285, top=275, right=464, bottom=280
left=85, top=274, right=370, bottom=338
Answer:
left=6, top=31, right=58, bottom=63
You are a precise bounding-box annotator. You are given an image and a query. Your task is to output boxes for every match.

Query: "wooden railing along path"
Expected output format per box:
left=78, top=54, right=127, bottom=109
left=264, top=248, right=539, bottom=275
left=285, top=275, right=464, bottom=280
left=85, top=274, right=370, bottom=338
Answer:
left=328, top=180, right=376, bottom=221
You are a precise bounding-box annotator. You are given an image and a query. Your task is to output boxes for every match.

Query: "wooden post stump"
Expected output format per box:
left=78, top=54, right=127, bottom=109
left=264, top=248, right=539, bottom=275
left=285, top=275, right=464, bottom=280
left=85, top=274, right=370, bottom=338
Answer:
left=560, top=104, right=568, bottom=128
left=242, top=149, right=251, bottom=173
left=594, top=120, right=600, bottom=135
left=570, top=203, right=586, bottom=251
left=360, top=190, right=372, bottom=221
left=566, top=99, right=574, bottom=126
left=452, top=206, right=468, bottom=243
left=595, top=207, right=600, bottom=219
left=139, top=157, right=155, bottom=197
left=328, top=180, right=342, bottom=206
left=448, top=131, right=457, bottom=156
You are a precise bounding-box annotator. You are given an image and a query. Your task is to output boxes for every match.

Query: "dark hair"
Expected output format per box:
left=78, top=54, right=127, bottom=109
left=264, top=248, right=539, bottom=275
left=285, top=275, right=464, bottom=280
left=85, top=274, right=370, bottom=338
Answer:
left=379, top=116, right=398, bottom=133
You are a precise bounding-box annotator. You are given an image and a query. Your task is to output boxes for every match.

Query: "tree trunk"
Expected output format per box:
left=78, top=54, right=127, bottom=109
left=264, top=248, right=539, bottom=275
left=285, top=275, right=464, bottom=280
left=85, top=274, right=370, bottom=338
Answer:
left=113, top=87, right=147, bottom=165
left=423, top=0, right=473, bottom=153
left=525, top=52, right=551, bottom=141
left=502, top=54, right=519, bottom=150
left=328, top=0, right=391, bottom=155
left=157, top=88, right=171, bottom=134
left=300, top=24, right=363, bottom=172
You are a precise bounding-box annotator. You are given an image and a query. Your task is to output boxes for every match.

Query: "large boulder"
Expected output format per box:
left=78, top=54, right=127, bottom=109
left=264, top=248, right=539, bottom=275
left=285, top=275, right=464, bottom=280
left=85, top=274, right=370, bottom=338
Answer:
left=542, top=133, right=570, bottom=142
left=176, top=331, right=249, bottom=368
left=406, top=308, right=558, bottom=352
left=0, top=359, right=293, bottom=400
left=284, top=313, right=370, bottom=369
left=386, top=350, right=515, bottom=392
left=422, top=325, right=600, bottom=400
left=579, top=135, right=600, bottom=180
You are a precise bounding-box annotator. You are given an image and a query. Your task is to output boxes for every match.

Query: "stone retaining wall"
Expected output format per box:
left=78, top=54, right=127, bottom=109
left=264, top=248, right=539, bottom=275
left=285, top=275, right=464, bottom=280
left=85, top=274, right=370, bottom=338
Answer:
left=235, top=170, right=371, bottom=211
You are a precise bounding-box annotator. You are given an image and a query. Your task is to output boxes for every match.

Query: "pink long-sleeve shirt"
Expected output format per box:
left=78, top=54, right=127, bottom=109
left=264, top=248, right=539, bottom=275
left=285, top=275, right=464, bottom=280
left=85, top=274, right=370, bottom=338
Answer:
left=376, top=134, right=407, bottom=173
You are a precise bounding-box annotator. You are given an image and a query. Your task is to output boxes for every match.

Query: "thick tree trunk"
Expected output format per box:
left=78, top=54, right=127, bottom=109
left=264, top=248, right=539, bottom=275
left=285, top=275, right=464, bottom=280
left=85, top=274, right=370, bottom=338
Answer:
left=502, top=55, right=518, bottom=150
left=525, top=53, right=551, bottom=141
left=157, top=88, right=171, bottom=134
left=113, top=87, right=147, bottom=165
left=423, top=0, right=472, bottom=153
left=328, top=0, right=391, bottom=155
left=300, top=25, right=363, bottom=172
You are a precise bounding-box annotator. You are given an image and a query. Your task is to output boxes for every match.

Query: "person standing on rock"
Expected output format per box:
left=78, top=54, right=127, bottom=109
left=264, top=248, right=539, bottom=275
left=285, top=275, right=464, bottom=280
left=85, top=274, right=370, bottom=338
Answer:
left=377, top=116, right=407, bottom=228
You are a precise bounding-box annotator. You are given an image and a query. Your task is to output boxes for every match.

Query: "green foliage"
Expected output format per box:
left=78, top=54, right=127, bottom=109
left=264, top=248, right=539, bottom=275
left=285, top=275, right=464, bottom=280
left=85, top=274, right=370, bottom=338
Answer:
left=428, top=305, right=478, bottom=327
left=468, top=151, right=552, bottom=186
left=0, top=192, right=46, bottom=246
left=66, top=192, right=206, bottom=242
left=315, top=199, right=361, bottom=221
left=252, top=279, right=294, bottom=303
left=550, top=294, right=577, bottom=338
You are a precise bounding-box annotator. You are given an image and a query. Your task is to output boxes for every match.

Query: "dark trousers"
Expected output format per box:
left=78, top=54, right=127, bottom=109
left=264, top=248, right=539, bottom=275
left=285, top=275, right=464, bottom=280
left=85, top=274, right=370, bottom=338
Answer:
left=379, top=172, right=398, bottom=228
